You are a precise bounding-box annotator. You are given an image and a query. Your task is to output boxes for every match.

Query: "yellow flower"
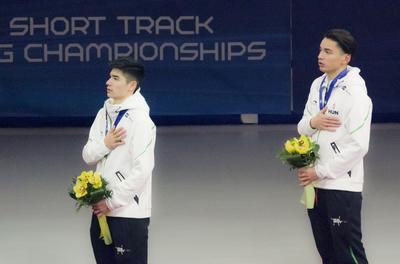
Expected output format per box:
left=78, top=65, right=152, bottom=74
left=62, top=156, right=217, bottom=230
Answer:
left=295, top=135, right=311, bottom=154
left=92, top=172, right=103, bottom=189
left=77, top=170, right=92, bottom=185
left=88, top=172, right=95, bottom=185
left=284, top=140, right=297, bottom=153
left=73, top=181, right=88, bottom=198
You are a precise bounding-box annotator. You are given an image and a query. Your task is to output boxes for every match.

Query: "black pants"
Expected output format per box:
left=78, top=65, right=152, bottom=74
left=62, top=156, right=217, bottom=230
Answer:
left=90, top=214, right=150, bottom=264
left=308, top=188, right=368, bottom=264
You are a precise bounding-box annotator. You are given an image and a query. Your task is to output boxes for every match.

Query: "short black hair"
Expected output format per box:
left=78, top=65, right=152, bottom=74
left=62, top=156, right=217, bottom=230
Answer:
left=108, top=56, right=145, bottom=85
left=324, top=29, right=357, bottom=56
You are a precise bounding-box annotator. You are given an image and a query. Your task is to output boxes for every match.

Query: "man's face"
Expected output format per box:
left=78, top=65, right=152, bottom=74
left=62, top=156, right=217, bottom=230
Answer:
left=106, top=69, right=136, bottom=102
left=318, top=37, right=350, bottom=74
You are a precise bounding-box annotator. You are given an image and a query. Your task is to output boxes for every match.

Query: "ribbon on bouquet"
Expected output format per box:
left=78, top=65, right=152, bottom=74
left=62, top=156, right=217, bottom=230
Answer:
left=300, top=183, right=315, bottom=209
left=98, top=215, right=112, bottom=245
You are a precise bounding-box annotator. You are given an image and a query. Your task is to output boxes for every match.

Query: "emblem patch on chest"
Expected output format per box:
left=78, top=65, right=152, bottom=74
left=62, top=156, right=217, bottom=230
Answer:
left=328, top=109, right=339, bottom=115
left=328, top=103, right=339, bottom=115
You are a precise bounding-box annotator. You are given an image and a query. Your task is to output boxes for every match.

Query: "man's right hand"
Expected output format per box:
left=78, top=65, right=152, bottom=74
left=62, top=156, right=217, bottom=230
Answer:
left=310, top=107, right=341, bottom=131
left=104, top=127, right=127, bottom=150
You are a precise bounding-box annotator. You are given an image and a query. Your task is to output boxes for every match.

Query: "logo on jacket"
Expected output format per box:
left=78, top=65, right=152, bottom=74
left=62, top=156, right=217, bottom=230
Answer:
left=340, top=85, right=351, bottom=95
left=328, top=104, right=339, bottom=116
left=328, top=109, right=339, bottom=115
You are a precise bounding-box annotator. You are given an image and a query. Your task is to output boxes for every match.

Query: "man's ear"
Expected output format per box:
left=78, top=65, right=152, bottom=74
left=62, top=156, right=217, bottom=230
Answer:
left=343, top=54, right=351, bottom=64
left=128, top=80, right=138, bottom=93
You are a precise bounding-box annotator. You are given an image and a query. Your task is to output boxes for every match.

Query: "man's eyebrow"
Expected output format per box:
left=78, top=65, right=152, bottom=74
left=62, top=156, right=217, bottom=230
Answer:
left=110, top=74, right=119, bottom=78
left=320, top=47, right=333, bottom=51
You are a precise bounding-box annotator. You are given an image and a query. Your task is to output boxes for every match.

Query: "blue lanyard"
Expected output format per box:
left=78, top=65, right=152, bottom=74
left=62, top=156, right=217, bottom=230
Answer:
left=105, top=109, right=127, bottom=135
left=114, top=109, right=127, bottom=127
left=319, top=68, right=349, bottom=110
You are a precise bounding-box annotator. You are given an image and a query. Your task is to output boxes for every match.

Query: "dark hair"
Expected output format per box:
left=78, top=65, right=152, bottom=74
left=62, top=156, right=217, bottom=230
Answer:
left=324, top=29, right=357, bottom=56
left=108, top=56, right=145, bottom=85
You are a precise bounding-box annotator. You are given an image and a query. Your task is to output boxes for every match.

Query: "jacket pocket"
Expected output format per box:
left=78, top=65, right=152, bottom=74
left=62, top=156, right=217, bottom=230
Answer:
left=330, top=142, right=352, bottom=178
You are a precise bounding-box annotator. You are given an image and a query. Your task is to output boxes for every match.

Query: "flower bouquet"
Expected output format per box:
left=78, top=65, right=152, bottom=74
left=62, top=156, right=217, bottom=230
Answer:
left=278, top=135, right=319, bottom=209
left=68, top=170, right=113, bottom=245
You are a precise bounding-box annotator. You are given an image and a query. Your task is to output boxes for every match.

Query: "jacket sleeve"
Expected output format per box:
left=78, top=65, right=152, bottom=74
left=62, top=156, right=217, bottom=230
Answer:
left=298, top=84, right=318, bottom=136
left=316, top=90, right=372, bottom=179
left=106, top=117, right=156, bottom=210
left=82, top=109, right=111, bottom=166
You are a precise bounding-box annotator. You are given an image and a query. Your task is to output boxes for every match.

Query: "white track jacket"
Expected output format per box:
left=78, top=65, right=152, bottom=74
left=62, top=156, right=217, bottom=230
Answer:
left=298, top=66, right=372, bottom=192
left=83, top=90, right=156, bottom=218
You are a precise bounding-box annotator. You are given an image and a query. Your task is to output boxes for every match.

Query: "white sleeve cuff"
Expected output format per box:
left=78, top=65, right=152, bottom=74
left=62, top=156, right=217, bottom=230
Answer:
left=99, top=140, right=112, bottom=156
left=105, top=198, right=115, bottom=211
left=315, top=164, right=327, bottom=179
left=298, top=116, right=317, bottom=136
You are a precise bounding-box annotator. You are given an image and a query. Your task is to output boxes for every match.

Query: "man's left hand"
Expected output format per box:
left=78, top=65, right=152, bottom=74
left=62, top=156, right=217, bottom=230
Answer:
left=298, top=166, right=319, bottom=186
left=92, top=200, right=110, bottom=217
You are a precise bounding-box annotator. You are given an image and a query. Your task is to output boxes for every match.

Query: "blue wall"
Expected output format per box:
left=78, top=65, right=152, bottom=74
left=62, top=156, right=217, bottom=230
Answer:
left=0, top=0, right=399, bottom=126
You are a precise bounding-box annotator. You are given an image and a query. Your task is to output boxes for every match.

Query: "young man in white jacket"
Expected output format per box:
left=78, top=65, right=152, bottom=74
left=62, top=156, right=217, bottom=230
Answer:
left=82, top=57, right=156, bottom=264
left=297, top=29, right=372, bottom=264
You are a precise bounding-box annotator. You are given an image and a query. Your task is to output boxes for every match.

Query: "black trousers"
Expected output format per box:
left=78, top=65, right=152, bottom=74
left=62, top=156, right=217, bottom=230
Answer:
left=308, top=188, right=368, bottom=264
left=90, top=214, right=150, bottom=264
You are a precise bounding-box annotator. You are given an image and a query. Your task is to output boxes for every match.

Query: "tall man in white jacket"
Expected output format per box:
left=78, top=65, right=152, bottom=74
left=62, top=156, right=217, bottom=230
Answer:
left=297, top=29, right=372, bottom=264
left=83, top=57, right=156, bottom=264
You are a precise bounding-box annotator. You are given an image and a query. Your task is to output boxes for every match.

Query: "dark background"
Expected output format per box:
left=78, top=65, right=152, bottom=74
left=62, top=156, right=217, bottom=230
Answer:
left=0, top=0, right=399, bottom=126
